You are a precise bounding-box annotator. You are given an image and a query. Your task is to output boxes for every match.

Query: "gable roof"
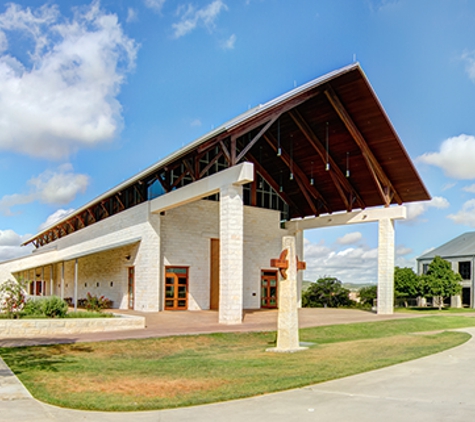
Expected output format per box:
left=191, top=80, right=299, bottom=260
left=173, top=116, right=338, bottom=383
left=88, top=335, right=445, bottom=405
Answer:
left=24, top=63, right=430, bottom=248
left=418, top=232, right=475, bottom=261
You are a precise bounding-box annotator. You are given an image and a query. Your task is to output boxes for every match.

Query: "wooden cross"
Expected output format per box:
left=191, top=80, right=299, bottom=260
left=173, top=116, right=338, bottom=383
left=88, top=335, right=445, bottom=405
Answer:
left=270, top=249, right=306, bottom=279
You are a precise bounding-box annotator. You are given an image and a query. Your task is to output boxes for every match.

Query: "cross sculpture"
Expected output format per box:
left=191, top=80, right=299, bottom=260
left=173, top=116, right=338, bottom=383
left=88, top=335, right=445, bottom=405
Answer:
left=266, top=235, right=308, bottom=353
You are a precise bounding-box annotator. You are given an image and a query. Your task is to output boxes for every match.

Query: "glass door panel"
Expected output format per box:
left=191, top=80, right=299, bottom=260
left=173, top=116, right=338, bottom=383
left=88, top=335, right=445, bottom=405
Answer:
left=165, top=267, right=188, bottom=310
left=261, top=270, right=278, bottom=309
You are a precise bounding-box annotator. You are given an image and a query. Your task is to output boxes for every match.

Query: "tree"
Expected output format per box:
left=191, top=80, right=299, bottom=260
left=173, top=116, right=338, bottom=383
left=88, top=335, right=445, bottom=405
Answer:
left=0, top=279, right=27, bottom=318
left=358, top=285, right=377, bottom=306
left=302, top=277, right=352, bottom=308
left=394, top=267, right=420, bottom=307
left=421, top=256, right=462, bottom=310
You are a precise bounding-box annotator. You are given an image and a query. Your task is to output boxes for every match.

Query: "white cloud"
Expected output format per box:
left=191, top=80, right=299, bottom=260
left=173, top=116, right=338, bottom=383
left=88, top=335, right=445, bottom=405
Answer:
left=463, top=184, right=475, bottom=193
left=172, top=0, right=227, bottom=38
left=336, top=231, right=362, bottom=245
left=221, top=33, right=236, bottom=50
left=303, top=237, right=416, bottom=284
left=144, top=0, right=166, bottom=13
left=38, top=208, right=75, bottom=232
left=126, top=8, right=138, bottom=23
left=0, top=165, right=89, bottom=215
left=462, top=50, right=475, bottom=82
left=0, top=2, right=138, bottom=160
left=190, top=118, right=202, bottom=127
left=448, top=199, right=475, bottom=227
left=0, top=229, right=33, bottom=262
left=303, top=238, right=378, bottom=284
left=417, top=134, right=475, bottom=179
left=403, top=196, right=449, bottom=222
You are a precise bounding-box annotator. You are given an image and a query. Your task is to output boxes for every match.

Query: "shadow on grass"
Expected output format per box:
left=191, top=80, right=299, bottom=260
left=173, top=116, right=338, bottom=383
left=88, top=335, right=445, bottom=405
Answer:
left=0, top=343, right=94, bottom=374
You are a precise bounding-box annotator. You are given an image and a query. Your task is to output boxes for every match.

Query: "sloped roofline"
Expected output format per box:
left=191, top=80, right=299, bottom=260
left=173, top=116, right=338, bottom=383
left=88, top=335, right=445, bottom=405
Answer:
left=23, top=63, right=361, bottom=246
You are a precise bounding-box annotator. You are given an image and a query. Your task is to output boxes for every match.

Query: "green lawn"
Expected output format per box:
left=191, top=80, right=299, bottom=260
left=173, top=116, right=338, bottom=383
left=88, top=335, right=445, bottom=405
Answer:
left=395, top=307, right=475, bottom=314
left=1, top=316, right=475, bottom=411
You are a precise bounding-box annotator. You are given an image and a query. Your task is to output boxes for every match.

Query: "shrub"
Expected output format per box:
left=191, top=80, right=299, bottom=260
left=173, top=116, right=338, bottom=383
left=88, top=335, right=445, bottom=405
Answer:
left=0, top=279, right=28, bottom=318
left=84, top=293, right=112, bottom=312
left=22, top=298, right=44, bottom=317
left=42, top=296, right=68, bottom=318
left=359, top=285, right=377, bottom=306
left=22, top=296, right=68, bottom=318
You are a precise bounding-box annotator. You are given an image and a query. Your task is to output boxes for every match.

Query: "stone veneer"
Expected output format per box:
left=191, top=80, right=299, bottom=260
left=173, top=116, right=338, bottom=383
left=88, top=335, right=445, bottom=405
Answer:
left=0, top=313, right=145, bottom=338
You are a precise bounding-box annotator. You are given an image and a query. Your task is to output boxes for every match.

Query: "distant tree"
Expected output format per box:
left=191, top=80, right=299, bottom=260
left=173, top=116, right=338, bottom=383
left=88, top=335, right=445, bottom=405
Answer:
left=394, top=267, right=420, bottom=307
left=358, top=285, right=377, bottom=306
left=421, top=256, right=462, bottom=310
left=302, top=277, right=352, bottom=308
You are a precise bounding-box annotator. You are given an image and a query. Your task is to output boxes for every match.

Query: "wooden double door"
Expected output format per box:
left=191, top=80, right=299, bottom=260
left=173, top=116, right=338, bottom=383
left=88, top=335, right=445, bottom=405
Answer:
left=261, top=270, right=278, bottom=308
left=165, top=267, right=189, bottom=310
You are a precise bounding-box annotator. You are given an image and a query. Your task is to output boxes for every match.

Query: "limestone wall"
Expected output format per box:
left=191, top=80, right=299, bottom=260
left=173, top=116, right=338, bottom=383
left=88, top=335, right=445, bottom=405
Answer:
left=0, top=313, right=145, bottom=338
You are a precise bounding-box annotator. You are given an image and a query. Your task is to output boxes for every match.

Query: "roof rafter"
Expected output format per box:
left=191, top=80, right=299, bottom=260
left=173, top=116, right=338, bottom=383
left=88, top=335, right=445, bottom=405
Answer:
left=288, top=109, right=365, bottom=211
left=263, top=133, right=330, bottom=215
left=323, top=84, right=402, bottom=206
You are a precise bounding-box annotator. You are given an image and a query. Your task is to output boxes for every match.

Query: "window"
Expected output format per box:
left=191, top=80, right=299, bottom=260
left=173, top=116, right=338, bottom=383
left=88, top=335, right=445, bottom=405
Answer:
left=459, top=261, right=471, bottom=280
left=422, top=263, right=429, bottom=275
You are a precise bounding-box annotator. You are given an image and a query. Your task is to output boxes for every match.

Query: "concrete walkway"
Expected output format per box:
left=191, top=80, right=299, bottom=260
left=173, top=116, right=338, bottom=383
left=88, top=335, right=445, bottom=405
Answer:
left=2, top=325, right=475, bottom=420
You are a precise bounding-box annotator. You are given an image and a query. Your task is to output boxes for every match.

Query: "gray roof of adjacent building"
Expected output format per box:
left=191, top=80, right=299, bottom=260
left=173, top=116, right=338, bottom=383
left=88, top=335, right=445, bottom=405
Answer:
left=417, top=232, right=475, bottom=261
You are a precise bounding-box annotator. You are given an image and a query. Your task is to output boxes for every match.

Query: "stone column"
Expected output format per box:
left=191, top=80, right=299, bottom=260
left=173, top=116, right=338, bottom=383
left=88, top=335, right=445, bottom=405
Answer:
left=377, top=217, right=395, bottom=314
left=74, top=259, right=78, bottom=311
left=267, top=236, right=307, bottom=352
left=219, top=183, right=244, bottom=324
left=295, top=229, right=304, bottom=308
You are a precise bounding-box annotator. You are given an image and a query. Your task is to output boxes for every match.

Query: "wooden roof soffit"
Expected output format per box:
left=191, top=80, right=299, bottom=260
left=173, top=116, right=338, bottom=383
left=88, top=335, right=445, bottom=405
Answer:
left=288, top=109, right=365, bottom=211
left=263, top=133, right=330, bottom=215
left=245, top=151, right=304, bottom=215
left=323, top=84, right=402, bottom=207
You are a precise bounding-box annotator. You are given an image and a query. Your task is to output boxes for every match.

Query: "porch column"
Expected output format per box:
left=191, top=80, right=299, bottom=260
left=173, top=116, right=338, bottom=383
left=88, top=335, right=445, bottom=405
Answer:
left=377, top=217, right=395, bottom=314
left=74, top=259, right=78, bottom=311
left=60, top=262, right=65, bottom=299
left=219, top=183, right=244, bottom=324
left=50, top=265, right=53, bottom=297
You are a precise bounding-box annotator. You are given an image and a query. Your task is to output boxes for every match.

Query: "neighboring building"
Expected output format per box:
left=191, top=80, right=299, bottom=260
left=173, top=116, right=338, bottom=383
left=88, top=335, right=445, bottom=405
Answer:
left=417, top=232, right=475, bottom=308
left=0, top=63, right=430, bottom=323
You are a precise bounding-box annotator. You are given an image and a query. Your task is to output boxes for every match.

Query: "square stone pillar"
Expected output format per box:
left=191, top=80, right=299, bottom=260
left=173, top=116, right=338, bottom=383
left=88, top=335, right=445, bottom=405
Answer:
left=377, top=217, right=395, bottom=314
left=219, top=183, right=244, bottom=324
left=295, top=230, right=304, bottom=308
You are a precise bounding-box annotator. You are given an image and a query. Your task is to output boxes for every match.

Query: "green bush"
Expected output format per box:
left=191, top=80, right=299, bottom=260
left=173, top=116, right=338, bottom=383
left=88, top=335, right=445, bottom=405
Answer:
left=22, top=296, right=68, bottom=318
left=42, top=296, right=68, bottom=318
left=0, top=279, right=28, bottom=318
left=22, top=299, right=44, bottom=317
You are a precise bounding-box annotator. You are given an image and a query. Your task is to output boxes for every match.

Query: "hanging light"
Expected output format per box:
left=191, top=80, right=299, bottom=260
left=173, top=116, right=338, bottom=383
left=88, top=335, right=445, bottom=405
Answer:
left=325, top=122, right=330, bottom=171
left=279, top=171, right=283, bottom=192
left=289, top=136, right=294, bottom=180
left=310, top=161, right=314, bottom=185
left=277, top=119, right=282, bottom=157
left=346, top=152, right=350, bottom=178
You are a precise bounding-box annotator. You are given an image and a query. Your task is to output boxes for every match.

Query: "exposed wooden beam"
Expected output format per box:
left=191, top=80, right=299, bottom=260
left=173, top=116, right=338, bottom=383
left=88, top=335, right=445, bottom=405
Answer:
left=199, top=150, right=224, bottom=178
left=288, top=109, right=365, bottom=210
left=245, top=151, right=303, bottom=215
left=219, top=140, right=231, bottom=164
left=324, top=85, right=402, bottom=206
left=183, top=159, right=197, bottom=181
left=264, top=133, right=331, bottom=214
left=236, top=114, right=281, bottom=163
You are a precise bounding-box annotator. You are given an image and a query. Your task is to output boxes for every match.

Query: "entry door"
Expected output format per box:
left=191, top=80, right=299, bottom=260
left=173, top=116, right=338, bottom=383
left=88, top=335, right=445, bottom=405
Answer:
left=210, top=239, right=220, bottom=310
left=128, top=267, right=135, bottom=310
left=165, top=267, right=188, bottom=310
left=261, top=270, right=278, bottom=308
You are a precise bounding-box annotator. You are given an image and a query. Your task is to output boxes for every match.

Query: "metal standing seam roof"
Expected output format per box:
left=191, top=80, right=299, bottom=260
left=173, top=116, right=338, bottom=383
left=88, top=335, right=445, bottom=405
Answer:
left=417, top=232, right=475, bottom=260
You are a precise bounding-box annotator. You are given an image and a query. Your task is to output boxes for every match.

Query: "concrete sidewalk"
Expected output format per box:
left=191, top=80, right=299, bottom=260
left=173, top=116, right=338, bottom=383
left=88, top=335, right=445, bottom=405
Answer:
left=2, top=327, right=475, bottom=421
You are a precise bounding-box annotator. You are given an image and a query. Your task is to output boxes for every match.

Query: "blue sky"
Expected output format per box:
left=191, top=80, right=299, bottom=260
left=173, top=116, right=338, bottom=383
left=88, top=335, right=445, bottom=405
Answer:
left=1, top=0, right=475, bottom=284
